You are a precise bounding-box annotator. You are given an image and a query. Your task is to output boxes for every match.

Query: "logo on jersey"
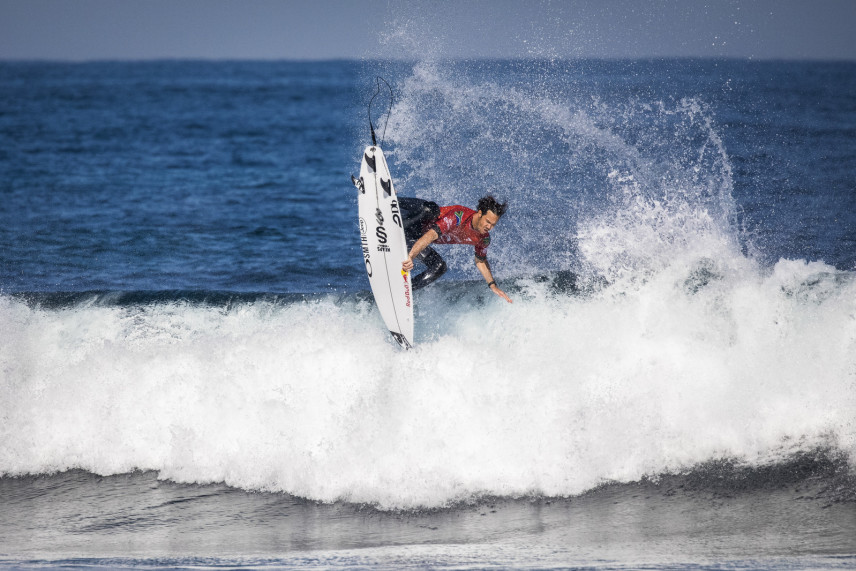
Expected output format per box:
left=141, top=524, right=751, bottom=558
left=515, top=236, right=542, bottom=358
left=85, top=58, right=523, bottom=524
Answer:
left=454, top=210, right=464, bottom=226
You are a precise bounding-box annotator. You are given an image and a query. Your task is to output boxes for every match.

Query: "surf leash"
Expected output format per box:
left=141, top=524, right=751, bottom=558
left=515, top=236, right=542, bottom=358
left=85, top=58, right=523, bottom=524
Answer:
left=368, top=76, right=393, bottom=147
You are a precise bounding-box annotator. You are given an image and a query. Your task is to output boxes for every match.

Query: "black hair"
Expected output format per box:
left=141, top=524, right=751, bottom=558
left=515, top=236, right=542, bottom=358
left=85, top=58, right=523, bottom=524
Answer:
left=477, top=195, right=508, bottom=218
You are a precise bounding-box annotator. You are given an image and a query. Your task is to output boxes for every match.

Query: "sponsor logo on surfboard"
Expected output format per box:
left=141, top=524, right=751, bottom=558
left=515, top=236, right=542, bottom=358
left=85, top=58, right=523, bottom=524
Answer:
left=401, top=269, right=411, bottom=308
left=390, top=199, right=402, bottom=228
left=376, top=226, right=388, bottom=243
left=375, top=208, right=388, bottom=250
left=359, top=217, right=372, bottom=277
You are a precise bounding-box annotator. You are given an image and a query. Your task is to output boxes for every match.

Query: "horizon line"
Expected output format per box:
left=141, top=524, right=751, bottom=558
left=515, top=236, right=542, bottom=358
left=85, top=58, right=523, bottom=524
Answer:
left=2, top=55, right=856, bottom=64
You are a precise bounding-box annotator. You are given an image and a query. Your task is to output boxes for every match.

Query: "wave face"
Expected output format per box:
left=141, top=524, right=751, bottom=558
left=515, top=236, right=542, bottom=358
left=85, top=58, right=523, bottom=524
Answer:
left=2, top=259, right=854, bottom=509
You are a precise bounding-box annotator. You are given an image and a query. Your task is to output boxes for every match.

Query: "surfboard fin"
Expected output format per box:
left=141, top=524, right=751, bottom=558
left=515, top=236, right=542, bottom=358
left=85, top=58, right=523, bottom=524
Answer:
left=351, top=174, right=365, bottom=193
left=390, top=331, right=413, bottom=350
left=364, top=152, right=376, bottom=173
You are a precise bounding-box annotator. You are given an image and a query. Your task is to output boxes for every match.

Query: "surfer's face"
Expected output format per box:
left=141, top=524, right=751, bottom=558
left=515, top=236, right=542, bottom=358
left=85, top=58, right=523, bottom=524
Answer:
left=473, top=211, right=500, bottom=234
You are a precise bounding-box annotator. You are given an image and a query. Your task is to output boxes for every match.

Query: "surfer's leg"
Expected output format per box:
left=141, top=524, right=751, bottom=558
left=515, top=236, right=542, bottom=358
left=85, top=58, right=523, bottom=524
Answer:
left=400, top=198, right=445, bottom=289
left=400, top=198, right=441, bottom=243
left=411, top=247, right=446, bottom=290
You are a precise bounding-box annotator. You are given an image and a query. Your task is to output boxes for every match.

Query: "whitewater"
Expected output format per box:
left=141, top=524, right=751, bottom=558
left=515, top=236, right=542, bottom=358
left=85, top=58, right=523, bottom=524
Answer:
left=3, top=259, right=854, bottom=509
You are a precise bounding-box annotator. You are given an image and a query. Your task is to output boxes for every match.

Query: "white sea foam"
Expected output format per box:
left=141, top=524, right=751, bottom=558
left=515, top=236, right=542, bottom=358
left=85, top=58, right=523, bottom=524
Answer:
left=1, top=256, right=854, bottom=508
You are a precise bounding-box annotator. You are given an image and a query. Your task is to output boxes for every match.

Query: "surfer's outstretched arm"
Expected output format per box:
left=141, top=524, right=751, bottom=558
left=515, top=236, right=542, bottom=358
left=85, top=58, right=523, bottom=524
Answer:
left=402, top=229, right=439, bottom=272
left=475, top=258, right=512, bottom=303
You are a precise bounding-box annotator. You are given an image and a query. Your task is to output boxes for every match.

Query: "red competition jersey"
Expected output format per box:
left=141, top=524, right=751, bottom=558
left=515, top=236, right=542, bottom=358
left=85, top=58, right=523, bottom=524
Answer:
left=431, top=205, right=491, bottom=260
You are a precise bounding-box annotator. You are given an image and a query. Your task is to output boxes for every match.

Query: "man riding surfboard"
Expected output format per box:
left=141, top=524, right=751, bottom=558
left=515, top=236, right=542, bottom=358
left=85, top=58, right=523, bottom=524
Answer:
left=400, top=195, right=512, bottom=303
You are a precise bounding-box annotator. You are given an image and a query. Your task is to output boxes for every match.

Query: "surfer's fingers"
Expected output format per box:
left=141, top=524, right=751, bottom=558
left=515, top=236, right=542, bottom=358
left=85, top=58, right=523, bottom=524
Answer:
left=494, top=288, right=512, bottom=303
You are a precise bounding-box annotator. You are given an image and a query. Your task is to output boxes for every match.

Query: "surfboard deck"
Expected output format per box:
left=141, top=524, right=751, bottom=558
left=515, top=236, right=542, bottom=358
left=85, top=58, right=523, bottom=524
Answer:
left=353, top=145, right=414, bottom=349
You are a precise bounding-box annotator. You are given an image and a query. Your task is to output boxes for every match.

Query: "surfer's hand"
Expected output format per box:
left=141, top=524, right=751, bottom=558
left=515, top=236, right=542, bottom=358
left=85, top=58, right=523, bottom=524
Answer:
left=402, top=257, right=414, bottom=272
left=491, top=284, right=513, bottom=303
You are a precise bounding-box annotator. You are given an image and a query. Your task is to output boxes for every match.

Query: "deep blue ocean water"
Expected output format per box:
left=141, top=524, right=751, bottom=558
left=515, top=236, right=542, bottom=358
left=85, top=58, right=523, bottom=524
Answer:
left=1, top=58, right=855, bottom=569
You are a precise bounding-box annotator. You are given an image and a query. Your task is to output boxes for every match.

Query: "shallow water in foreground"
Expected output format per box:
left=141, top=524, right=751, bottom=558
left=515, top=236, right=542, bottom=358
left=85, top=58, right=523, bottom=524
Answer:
left=2, top=454, right=854, bottom=569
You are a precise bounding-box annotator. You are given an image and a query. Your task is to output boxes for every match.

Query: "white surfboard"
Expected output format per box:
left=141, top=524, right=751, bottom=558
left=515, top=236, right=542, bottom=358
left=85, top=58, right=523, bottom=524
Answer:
left=352, top=145, right=414, bottom=349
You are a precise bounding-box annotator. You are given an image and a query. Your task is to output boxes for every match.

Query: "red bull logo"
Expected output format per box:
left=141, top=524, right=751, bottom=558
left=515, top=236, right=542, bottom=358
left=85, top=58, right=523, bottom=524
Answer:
left=401, top=269, right=411, bottom=307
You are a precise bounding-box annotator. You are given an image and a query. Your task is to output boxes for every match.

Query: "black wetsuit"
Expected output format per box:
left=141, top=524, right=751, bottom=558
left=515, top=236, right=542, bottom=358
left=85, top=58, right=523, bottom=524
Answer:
left=398, top=197, right=447, bottom=290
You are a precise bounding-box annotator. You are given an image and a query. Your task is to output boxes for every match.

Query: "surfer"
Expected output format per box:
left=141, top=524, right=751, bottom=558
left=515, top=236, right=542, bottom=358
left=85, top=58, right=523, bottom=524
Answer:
left=400, top=196, right=512, bottom=303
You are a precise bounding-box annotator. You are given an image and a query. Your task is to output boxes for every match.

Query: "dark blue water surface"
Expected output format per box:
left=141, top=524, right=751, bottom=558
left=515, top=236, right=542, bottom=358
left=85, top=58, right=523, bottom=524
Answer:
left=1, top=61, right=365, bottom=292
left=1, top=60, right=854, bottom=295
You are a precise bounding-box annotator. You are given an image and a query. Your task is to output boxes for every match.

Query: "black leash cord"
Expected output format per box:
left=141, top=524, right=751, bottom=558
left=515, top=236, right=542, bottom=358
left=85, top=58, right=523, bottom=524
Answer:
left=368, top=76, right=393, bottom=146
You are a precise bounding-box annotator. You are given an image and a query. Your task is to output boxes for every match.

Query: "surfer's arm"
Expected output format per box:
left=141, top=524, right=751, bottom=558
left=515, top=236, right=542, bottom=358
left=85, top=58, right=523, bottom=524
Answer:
left=475, top=258, right=512, bottom=303
left=402, top=229, right=439, bottom=271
